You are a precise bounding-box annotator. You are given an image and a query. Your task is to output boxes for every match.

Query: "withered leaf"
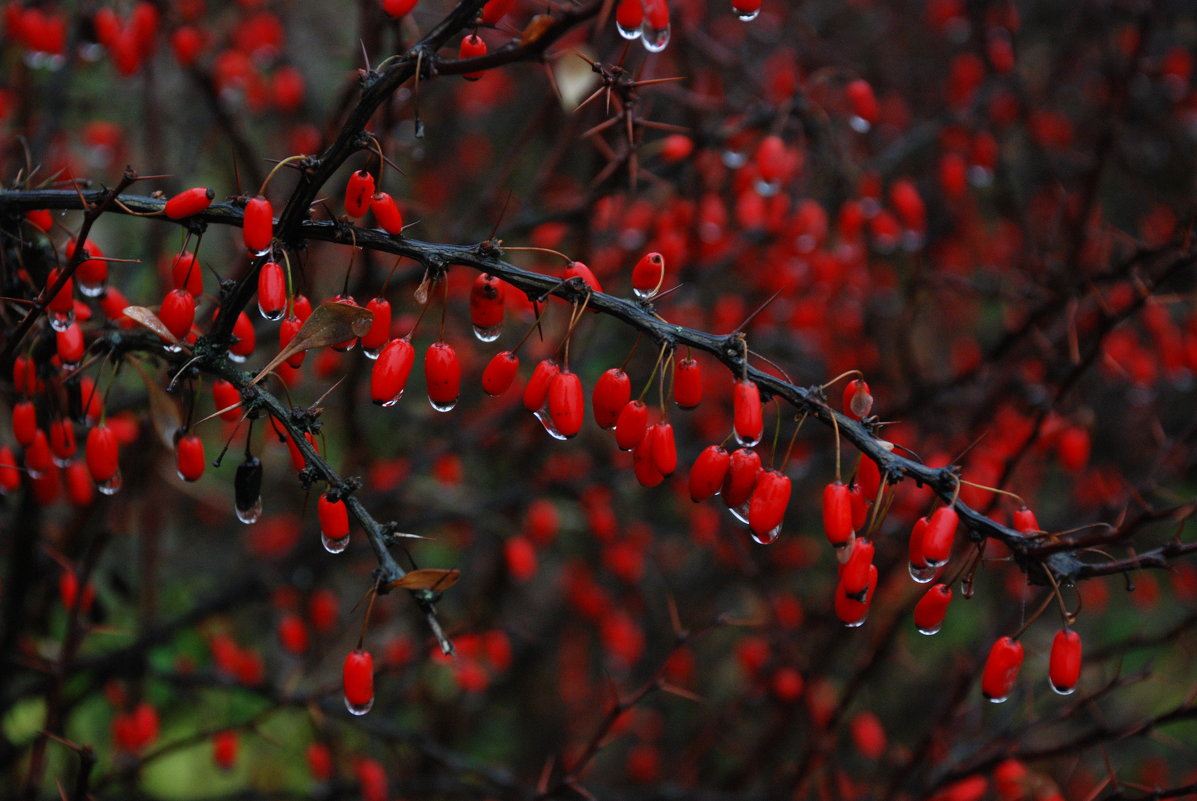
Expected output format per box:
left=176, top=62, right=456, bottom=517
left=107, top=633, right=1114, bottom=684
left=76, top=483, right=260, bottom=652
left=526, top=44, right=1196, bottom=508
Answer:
left=129, top=360, right=182, bottom=448
left=123, top=305, right=180, bottom=346
left=388, top=568, right=460, bottom=592
left=250, top=301, right=373, bottom=386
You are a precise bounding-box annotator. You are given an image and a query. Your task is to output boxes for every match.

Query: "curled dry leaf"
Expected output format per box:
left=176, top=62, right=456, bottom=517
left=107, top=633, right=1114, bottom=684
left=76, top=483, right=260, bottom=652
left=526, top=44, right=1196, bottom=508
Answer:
left=387, top=568, right=461, bottom=592
left=250, top=301, right=374, bottom=386
left=123, top=305, right=181, bottom=346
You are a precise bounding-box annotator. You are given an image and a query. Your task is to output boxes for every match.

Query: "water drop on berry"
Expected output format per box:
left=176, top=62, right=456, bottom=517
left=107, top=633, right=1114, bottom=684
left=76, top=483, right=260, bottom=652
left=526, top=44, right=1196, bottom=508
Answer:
left=321, top=533, right=350, bottom=554
left=750, top=524, right=780, bottom=545
left=49, top=308, right=75, bottom=332
left=97, top=470, right=122, bottom=496
left=472, top=323, right=502, bottom=343
left=236, top=496, right=262, bottom=524
left=908, top=562, right=936, bottom=583
left=640, top=22, right=670, bottom=51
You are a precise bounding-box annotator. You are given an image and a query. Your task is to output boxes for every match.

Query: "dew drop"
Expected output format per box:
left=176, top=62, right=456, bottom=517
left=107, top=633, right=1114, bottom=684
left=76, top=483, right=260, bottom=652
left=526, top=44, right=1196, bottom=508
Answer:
left=736, top=8, right=760, bottom=21
left=750, top=525, right=780, bottom=545
left=472, top=323, right=502, bottom=343
left=49, top=309, right=75, bottom=332
left=78, top=280, right=105, bottom=298
left=533, top=408, right=568, bottom=441
left=429, top=396, right=458, bottom=413
left=98, top=470, right=122, bottom=496
left=26, top=464, right=45, bottom=480
left=916, top=624, right=942, bottom=636
left=961, top=576, right=975, bottom=599
left=60, top=356, right=81, bottom=370
left=754, top=179, right=779, bottom=197
left=987, top=694, right=1008, bottom=704
left=721, top=149, right=747, bottom=169
left=849, top=115, right=872, bottom=133
left=968, top=165, right=994, bottom=187
left=379, top=390, right=404, bottom=408
left=734, top=430, right=761, bottom=448
left=226, top=350, right=246, bottom=363
left=640, top=23, right=670, bottom=52
left=631, top=286, right=657, bottom=300
left=842, top=612, right=868, bottom=628
left=52, top=455, right=72, bottom=469
left=908, top=562, right=936, bottom=583
left=728, top=503, right=750, bottom=525
left=322, top=533, right=349, bottom=554
left=1050, top=681, right=1075, bottom=696
left=363, top=344, right=384, bottom=360
left=616, top=21, right=641, bottom=39
left=235, top=495, right=262, bottom=524
left=344, top=696, right=373, bottom=716
left=251, top=247, right=271, bottom=258
left=258, top=303, right=286, bottom=322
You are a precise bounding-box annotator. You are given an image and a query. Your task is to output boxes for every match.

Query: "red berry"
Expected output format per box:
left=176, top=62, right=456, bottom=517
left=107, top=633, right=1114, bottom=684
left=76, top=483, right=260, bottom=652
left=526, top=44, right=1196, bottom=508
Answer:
left=382, top=0, right=419, bottom=17
left=306, top=743, right=333, bottom=781
left=48, top=419, right=76, bottom=463
left=64, top=461, right=94, bottom=506
left=175, top=433, right=205, bottom=481
left=1057, top=426, right=1090, bottom=472
left=159, top=289, right=195, bottom=343
left=913, top=583, right=952, bottom=634
left=212, top=380, right=242, bottom=421
left=25, top=208, right=52, bottom=232
left=344, top=170, right=375, bottom=218
left=170, top=250, right=203, bottom=296
left=673, top=356, right=702, bottom=409
left=845, top=78, right=878, bottom=126
left=614, top=400, right=649, bottom=451
left=371, top=191, right=404, bottom=234
left=592, top=368, right=631, bottom=429
left=616, top=0, right=643, bottom=32
left=277, top=613, right=309, bottom=654
left=212, top=730, right=238, bottom=771
left=12, top=400, right=37, bottom=447
left=722, top=447, right=762, bottom=511
left=66, top=239, right=108, bottom=293
left=481, top=0, right=515, bottom=25
left=45, top=267, right=74, bottom=316
left=55, top=323, right=84, bottom=365
left=563, top=260, right=604, bottom=293
left=1048, top=629, right=1082, bottom=695
left=822, top=481, right=854, bottom=548
left=843, top=378, right=872, bottom=419
left=459, top=33, right=487, bottom=81
left=242, top=195, right=273, bottom=253
left=649, top=421, right=677, bottom=476
left=424, top=342, right=460, bottom=411
left=839, top=537, right=875, bottom=595
left=921, top=506, right=958, bottom=567
left=835, top=564, right=878, bottom=626
left=981, top=636, right=1024, bottom=702
left=481, top=350, right=519, bottom=396
left=469, top=274, right=505, bottom=340
left=689, top=445, right=730, bottom=502
left=548, top=370, right=584, bottom=438
left=342, top=649, right=375, bottom=714
left=371, top=338, right=415, bottom=406
left=632, top=434, right=665, bottom=488
left=748, top=469, right=791, bottom=542
left=257, top=260, right=287, bottom=320
left=318, top=493, right=350, bottom=543
left=85, top=424, right=119, bottom=484
left=360, top=297, right=392, bottom=356
left=505, top=535, right=538, bottom=581
left=164, top=186, right=214, bottom=219
left=25, top=429, right=53, bottom=478
left=733, top=379, right=763, bottom=447
left=0, top=446, right=21, bottom=494
left=523, top=359, right=560, bottom=412
left=631, top=251, right=665, bottom=299
left=230, top=311, right=256, bottom=359
left=280, top=316, right=305, bottom=367
left=1012, top=506, right=1039, bottom=534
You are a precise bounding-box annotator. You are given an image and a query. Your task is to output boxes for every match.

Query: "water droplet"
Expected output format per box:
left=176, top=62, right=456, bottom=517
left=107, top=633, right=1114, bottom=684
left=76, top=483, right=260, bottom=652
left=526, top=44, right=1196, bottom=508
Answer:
left=379, top=390, right=404, bottom=408
left=322, top=533, right=349, bottom=554
left=849, top=116, right=871, bottom=133
left=968, top=165, right=993, bottom=187
left=728, top=503, right=749, bottom=525
left=363, top=344, right=384, bottom=360
left=235, top=495, right=262, bottom=524
left=60, top=356, right=81, bottom=370
left=534, top=408, right=567, bottom=440
left=344, top=695, right=373, bottom=715
left=472, top=323, right=502, bottom=343
left=1050, top=681, right=1075, bottom=696
left=735, top=7, right=760, bottom=21
left=78, top=280, right=105, bottom=298
left=251, top=247, right=271, bottom=258
left=258, top=303, right=286, bottom=322
left=916, top=624, right=942, bottom=636
left=721, top=149, right=747, bottom=169
left=616, top=21, right=641, bottom=39
left=754, top=179, right=779, bottom=197
left=750, top=524, right=780, bottom=545
left=98, top=470, right=122, bottom=496
left=52, top=455, right=72, bottom=469
left=429, top=396, right=458, bottom=413
left=640, top=22, right=670, bottom=52
left=987, top=694, right=1008, bottom=704
left=734, top=430, right=761, bottom=448
left=961, top=576, right=975, bottom=599
left=414, top=280, right=430, bottom=305
left=842, top=612, right=868, bottom=628
left=227, top=350, right=246, bottom=363
left=26, top=464, right=45, bottom=480
left=632, top=286, right=657, bottom=300
left=49, top=309, right=75, bottom=332
left=908, top=562, right=936, bottom=583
